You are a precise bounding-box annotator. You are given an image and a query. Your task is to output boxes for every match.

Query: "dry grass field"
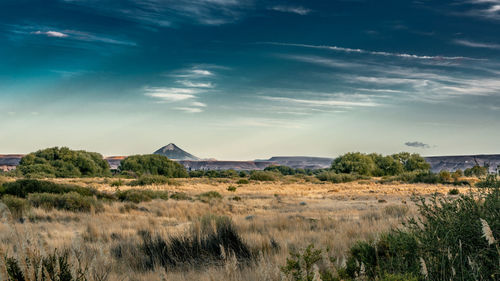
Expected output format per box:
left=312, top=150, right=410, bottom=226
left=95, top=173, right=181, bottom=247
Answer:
left=0, top=177, right=473, bottom=281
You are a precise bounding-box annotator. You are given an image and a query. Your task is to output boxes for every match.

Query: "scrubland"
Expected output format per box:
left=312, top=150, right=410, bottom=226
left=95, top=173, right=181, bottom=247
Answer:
left=0, top=176, right=477, bottom=281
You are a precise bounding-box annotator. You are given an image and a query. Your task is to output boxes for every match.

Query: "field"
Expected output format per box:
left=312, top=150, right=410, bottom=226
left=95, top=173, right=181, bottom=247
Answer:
left=0, top=177, right=472, bottom=281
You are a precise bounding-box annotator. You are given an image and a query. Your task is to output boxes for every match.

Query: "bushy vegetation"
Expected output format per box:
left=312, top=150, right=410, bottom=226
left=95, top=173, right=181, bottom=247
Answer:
left=464, top=165, right=489, bottom=178
left=4, top=250, right=77, bottom=281
left=476, top=174, right=500, bottom=188
left=249, top=171, right=278, bottom=181
left=116, top=189, right=170, bottom=203
left=129, top=174, right=174, bottom=186
left=188, top=169, right=239, bottom=178
left=316, top=171, right=368, bottom=183
left=380, top=170, right=471, bottom=185
left=0, top=179, right=97, bottom=198
left=331, top=152, right=430, bottom=177
left=197, top=191, right=223, bottom=203
left=112, top=216, right=251, bottom=271
left=284, top=187, right=500, bottom=281
left=28, top=192, right=102, bottom=212
left=1, top=195, right=30, bottom=220
left=119, top=154, right=188, bottom=178
left=264, top=166, right=322, bottom=176
left=17, top=147, right=111, bottom=178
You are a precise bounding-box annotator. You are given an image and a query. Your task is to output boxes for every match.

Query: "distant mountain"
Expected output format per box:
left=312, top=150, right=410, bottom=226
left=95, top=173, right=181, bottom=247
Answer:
left=153, top=143, right=200, bottom=160
left=256, top=156, right=334, bottom=169
left=424, top=154, right=500, bottom=173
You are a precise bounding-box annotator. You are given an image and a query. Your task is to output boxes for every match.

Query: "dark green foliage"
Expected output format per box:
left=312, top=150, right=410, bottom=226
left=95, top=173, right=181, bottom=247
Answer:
left=4, top=251, right=76, bottom=281
left=332, top=152, right=376, bottom=175
left=110, top=179, right=123, bottom=187
left=0, top=179, right=97, bottom=198
left=249, top=171, right=278, bottom=181
left=197, top=191, right=222, bottom=202
left=227, top=185, right=237, bottom=192
left=345, top=188, right=500, bottom=280
left=169, top=192, right=191, bottom=201
left=129, top=175, right=173, bottom=186
left=119, top=154, right=188, bottom=178
left=476, top=174, right=500, bottom=188
left=316, top=171, right=367, bottom=183
left=1, top=195, right=30, bottom=220
left=331, top=152, right=429, bottom=177
left=236, top=179, right=249, bottom=184
left=116, top=189, right=169, bottom=203
left=18, top=147, right=111, bottom=178
left=113, top=216, right=251, bottom=271
left=188, top=169, right=239, bottom=178
left=28, top=192, right=102, bottom=212
left=448, top=188, right=460, bottom=195
left=464, top=165, right=489, bottom=178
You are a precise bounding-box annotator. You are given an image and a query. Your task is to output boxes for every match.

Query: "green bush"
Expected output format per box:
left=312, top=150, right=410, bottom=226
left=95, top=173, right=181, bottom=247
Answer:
left=476, top=174, right=500, bottom=188
left=169, top=192, right=191, bottom=201
left=464, top=165, right=488, bottom=178
left=28, top=192, right=102, bottom=212
left=345, top=187, right=500, bottom=280
left=332, top=152, right=376, bottom=175
left=110, top=179, right=124, bottom=187
left=249, top=171, right=278, bottom=181
left=316, top=171, right=367, bottom=183
left=0, top=179, right=97, bottom=198
left=281, top=244, right=337, bottom=281
left=129, top=175, right=173, bottom=186
left=448, top=188, right=460, bottom=195
left=197, top=191, right=222, bottom=202
left=116, top=189, right=169, bottom=203
left=1, top=195, right=30, bottom=220
left=227, top=185, right=237, bottom=192
left=18, top=147, right=111, bottom=178
left=119, top=154, right=188, bottom=178
left=236, top=178, right=249, bottom=184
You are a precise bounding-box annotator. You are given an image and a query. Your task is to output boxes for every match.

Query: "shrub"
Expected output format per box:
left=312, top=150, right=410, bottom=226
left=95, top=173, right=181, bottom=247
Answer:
left=116, top=189, right=169, bottom=203
left=227, top=186, right=237, bottom=192
left=249, top=171, right=278, bottom=181
left=119, top=154, right=188, bottom=178
left=236, top=178, right=249, bottom=184
left=197, top=191, right=222, bottom=203
left=28, top=192, right=102, bottom=212
left=169, top=192, right=191, bottom=201
left=18, top=147, right=111, bottom=178
left=316, top=171, right=367, bottom=183
left=110, top=179, right=123, bottom=187
left=448, top=188, right=460, bottom=195
left=0, top=179, right=97, bottom=198
left=476, top=174, right=500, bottom=188
left=345, top=187, right=500, bottom=280
left=464, top=165, right=488, bottom=178
left=281, top=244, right=337, bottom=281
left=113, top=216, right=251, bottom=271
left=1, top=195, right=30, bottom=220
left=129, top=175, right=172, bottom=186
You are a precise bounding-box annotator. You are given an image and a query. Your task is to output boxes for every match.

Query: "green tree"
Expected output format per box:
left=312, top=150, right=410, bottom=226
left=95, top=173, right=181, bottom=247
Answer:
left=18, top=147, right=111, bottom=178
left=331, top=152, right=376, bottom=175
left=392, top=152, right=430, bottom=172
left=119, top=154, right=188, bottom=178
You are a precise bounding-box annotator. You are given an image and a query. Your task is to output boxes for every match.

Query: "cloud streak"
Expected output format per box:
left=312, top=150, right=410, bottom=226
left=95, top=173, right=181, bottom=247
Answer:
left=270, top=6, right=311, bottom=15
left=454, top=39, right=500, bottom=49
left=264, top=42, right=480, bottom=61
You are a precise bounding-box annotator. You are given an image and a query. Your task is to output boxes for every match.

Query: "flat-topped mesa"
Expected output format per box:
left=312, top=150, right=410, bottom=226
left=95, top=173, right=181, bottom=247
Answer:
left=153, top=143, right=200, bottom=161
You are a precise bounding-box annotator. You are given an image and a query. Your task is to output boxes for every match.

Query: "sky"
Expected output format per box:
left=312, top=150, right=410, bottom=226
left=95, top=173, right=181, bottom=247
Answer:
left=1, top=0, right=500, bottom=160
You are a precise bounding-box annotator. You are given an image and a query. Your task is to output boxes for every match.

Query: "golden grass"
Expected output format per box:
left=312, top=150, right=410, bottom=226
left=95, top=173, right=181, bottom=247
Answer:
left=0, top=177, right=470, bottom=280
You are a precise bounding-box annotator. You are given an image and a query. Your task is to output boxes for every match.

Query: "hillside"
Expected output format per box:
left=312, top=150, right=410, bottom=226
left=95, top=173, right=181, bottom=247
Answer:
left=153, top=143, right=200, bottom=160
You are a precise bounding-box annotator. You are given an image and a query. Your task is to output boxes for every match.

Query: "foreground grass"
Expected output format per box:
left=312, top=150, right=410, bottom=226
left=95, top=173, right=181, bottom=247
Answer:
left=0, top=177, right=481, bottom=280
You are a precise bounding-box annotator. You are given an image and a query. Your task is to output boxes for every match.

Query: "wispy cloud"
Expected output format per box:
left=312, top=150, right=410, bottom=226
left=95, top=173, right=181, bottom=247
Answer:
left=10, top=24, right=136, bottom=46
left=264, top=42, right=479, bottom=61
left=32, top=30, right=68, bottom=38
left=454, top=39, right=500, bottom=49
left=262, top=96, right=379, bottom=108
left=405, top=141, right=430, bottom=149
left=280, top=54, right=361, bottom=68
left=144, top=87, right=199, bottom=102
left=175, top=107, right=204, bottom=113
left=61, top=0, right=251, bottom=26
left=177, top=80, right=215, bottom=88
left=269, top=5, right=311, bottom=15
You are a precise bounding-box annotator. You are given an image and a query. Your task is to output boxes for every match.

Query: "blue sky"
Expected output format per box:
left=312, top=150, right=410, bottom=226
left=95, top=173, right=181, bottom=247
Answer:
left=1, top=0, right=499, bottom=159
